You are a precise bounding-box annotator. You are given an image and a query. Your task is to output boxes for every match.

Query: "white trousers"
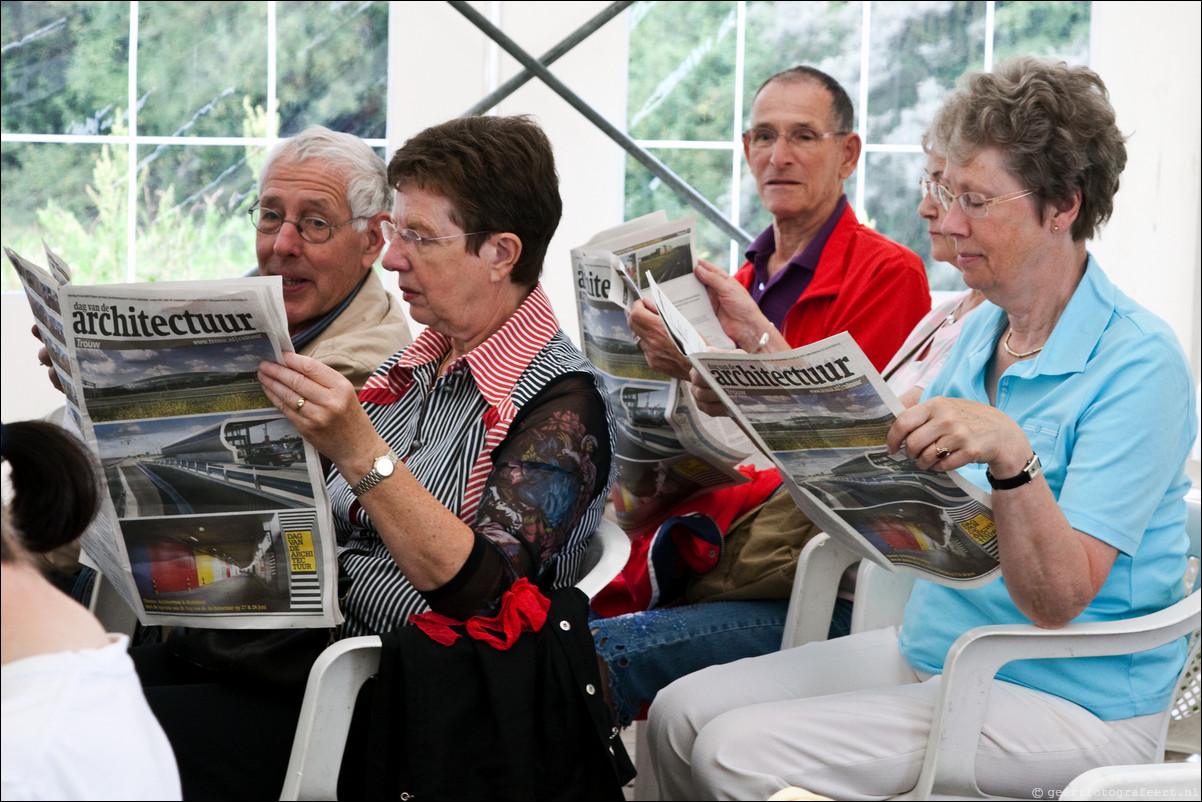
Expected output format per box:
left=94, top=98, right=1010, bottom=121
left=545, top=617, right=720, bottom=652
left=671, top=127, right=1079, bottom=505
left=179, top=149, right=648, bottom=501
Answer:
left=646, top=627, right=1163, bottom=801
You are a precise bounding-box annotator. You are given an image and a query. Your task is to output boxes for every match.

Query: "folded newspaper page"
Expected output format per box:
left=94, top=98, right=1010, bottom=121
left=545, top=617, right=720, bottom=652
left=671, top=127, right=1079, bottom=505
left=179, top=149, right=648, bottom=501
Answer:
left=572, top=214, right=756, bottom=535
left=688, top=331, right=1000, bottom=587
left=7, top=245, right=341, bottom=627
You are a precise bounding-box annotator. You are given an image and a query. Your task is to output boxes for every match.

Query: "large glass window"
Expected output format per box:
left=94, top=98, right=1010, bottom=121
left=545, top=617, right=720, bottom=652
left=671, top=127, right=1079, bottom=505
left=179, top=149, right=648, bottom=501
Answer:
left=624, top=0, right=1091, bottom=289
left=1, top=0, right=389, bottom=289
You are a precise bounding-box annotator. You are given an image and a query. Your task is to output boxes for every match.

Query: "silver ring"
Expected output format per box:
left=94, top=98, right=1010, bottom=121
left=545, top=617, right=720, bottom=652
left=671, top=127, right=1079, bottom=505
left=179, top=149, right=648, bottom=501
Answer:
left=295, top=397, right=306, bottom=411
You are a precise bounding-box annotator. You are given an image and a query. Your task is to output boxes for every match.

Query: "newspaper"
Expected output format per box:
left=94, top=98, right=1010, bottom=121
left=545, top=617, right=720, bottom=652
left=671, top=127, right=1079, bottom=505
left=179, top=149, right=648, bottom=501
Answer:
left=686, top=331, right=1000, bottom=587
left=6, top=245, right=341, bottom=627
left=573, top=214, right=761, bottom=535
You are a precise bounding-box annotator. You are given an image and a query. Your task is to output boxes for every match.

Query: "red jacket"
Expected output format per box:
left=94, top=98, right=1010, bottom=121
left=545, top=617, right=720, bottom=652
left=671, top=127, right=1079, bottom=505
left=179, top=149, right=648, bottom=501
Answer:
left=736, top=204, right=930, bottom=371
left=591, top=466, right=784, bottom=618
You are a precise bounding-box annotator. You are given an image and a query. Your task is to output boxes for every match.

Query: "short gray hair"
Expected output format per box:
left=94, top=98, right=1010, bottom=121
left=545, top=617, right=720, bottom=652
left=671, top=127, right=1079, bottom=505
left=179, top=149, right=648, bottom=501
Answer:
left=930, top=57, right=1127, bottom=242
left=259, top=126, right=391, bottom=231
left=754, top=66, right=855, bottom=134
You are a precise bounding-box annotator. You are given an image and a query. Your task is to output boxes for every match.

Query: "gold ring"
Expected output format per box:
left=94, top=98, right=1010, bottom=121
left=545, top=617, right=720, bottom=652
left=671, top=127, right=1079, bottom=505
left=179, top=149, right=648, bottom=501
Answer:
left=935, top=446, right=951, bottom=459
left=296, top=397, right=306, bottom=411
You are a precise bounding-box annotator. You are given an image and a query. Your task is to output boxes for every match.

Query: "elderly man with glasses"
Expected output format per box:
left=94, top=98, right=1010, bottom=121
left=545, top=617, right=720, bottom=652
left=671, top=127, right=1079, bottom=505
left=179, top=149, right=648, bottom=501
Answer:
left=629, top=64, right=929, bottom=379
left=40, top=126, right=412, bottom=393
left=250, top=125, right=412, bottom=390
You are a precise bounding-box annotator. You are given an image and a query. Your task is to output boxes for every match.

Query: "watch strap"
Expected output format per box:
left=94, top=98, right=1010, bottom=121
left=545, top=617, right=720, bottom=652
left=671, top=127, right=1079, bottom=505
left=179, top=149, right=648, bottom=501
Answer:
left=986, top=453, right=1041, bottom=490
left=351, top=450, right=398, bottom=497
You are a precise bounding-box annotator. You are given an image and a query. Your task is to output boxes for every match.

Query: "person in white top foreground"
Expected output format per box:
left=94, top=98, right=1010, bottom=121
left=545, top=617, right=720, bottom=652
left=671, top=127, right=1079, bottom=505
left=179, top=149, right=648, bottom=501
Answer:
left=1, top=420, right=180, bottom=801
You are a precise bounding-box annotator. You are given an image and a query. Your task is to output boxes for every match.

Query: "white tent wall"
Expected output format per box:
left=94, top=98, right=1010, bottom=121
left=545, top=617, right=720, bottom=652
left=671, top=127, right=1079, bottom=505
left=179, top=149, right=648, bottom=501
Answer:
left=384, top=0, right=630, bottom=349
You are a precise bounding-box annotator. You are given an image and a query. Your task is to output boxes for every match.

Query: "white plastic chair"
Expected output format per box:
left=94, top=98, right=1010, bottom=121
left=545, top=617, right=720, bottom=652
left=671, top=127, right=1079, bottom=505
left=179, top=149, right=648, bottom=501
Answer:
left=1164, top=488, right=1202, bottom=758
left=775, top=490, right=1202, bottom=801
left=278, top=517, right=631, bottom=801
left=1059, top=762, right=1201, bottom=800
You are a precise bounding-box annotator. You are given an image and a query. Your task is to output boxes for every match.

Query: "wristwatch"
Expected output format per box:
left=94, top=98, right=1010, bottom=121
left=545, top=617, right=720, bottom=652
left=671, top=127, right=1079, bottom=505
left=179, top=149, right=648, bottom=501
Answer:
left=351, top=449, right=399, bottom=497
left=986, top=453, right=1041, bottom=490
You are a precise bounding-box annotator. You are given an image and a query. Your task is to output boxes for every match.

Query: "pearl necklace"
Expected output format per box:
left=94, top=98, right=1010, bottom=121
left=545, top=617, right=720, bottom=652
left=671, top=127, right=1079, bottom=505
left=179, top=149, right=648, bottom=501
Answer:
left=1003, top=328, right=1043, bottom=359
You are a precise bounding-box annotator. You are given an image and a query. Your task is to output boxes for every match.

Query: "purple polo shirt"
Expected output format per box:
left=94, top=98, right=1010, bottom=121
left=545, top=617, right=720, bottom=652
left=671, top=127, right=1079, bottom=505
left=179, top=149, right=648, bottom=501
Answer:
left=746, top=195, right=847, bottom=332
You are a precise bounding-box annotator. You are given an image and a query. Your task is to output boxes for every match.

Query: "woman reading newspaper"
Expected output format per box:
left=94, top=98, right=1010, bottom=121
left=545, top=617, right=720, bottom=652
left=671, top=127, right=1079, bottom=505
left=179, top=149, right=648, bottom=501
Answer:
left=591, top=132, right=985, bottom=729
left=133, top=115, right=616, bottom=800
left=646, top=57, right=1197, bottom=800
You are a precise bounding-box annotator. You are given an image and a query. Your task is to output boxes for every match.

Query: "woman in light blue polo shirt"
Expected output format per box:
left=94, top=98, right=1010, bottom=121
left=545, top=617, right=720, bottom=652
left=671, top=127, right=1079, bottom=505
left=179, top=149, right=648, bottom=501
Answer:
left=646, top=56, right=1197, bottom=801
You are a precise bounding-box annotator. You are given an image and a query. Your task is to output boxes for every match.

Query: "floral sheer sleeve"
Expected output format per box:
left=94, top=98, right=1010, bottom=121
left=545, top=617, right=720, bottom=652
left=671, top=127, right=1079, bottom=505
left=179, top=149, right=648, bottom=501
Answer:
left=419, top=373, right=613, bottom=619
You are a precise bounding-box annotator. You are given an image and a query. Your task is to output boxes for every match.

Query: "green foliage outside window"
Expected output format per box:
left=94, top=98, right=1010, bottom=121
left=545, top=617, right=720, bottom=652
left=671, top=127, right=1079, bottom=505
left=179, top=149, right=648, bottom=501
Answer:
left=624, top=0, right=1090, bottom=289
left=2, top=1, right=1090, bottom=293
left=1, top=0, right=388, bottom=290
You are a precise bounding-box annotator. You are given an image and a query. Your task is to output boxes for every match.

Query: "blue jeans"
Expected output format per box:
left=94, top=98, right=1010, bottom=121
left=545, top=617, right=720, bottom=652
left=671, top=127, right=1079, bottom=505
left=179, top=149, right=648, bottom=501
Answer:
left=591, top=597, right=853, bottom=727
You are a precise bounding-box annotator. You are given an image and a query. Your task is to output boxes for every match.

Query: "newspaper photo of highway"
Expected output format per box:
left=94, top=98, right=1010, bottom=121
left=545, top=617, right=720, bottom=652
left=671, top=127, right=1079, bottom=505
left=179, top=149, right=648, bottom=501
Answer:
left=691, top=332, right=1001, bottom=587
left=94, top=412, right=312, bottom=519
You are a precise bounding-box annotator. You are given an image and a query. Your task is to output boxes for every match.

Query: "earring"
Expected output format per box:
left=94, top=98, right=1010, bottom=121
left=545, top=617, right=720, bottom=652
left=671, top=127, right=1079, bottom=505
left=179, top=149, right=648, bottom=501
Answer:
left=1053, top=225, right=1060, bottom=232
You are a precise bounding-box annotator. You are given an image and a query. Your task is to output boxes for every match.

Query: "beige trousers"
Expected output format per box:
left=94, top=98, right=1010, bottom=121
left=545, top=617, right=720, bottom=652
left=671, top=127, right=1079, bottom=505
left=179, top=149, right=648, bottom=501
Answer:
left=646, top=627, right=1163, bottom=801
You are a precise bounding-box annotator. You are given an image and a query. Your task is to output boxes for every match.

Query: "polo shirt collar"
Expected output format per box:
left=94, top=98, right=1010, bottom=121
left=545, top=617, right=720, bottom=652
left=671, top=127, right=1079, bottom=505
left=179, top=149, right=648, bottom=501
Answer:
left=745, top=194, right=848, bottom=277
left=974, top=254, right=1113, bottom=380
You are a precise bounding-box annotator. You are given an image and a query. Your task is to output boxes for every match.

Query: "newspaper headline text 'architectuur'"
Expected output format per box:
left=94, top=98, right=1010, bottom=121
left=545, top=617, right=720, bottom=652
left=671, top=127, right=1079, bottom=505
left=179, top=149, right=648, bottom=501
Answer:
left=708, top=356, right=855, bottom=390
left=72, top=304, right=257, bottom=339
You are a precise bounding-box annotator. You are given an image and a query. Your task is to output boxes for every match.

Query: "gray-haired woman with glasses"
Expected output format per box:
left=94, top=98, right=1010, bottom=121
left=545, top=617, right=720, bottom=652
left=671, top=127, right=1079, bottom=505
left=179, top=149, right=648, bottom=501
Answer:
left=648, top=56, right=1196, bottom=800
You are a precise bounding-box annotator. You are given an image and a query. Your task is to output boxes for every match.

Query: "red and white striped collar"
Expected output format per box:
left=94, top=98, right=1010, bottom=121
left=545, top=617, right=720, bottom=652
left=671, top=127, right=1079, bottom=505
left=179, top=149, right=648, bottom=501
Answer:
left=359, top=284, right=560, bottom=412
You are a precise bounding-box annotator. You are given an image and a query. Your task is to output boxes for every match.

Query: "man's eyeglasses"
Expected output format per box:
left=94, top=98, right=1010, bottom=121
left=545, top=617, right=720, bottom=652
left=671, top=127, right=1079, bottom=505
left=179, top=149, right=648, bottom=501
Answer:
left=248, top=203, right=364, bottom=244
left=935, top=185, right=1035, bottom=219
left=381, top=220, right=491, bottom=249
left=742, top=126, right=849, bottom=151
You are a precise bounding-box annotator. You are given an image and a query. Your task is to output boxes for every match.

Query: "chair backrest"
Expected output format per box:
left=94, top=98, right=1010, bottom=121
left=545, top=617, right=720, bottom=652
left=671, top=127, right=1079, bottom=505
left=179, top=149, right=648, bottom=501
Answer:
left=1164, top=488, right=1201, bottom=756
left=780, top=533, right=860, bottom=649
left=279, top=635, right=382, bottom=801
left=88, top=569, right=139, bottom=638
left=785, top=489, right=1202, bottom=652
left=850, top=560, right=914, bottom=635
left=779, top=534, right=912, bottom=650
left=575, top=516, right=632, bottom=600
left=278, top=518, right=631, bottom=800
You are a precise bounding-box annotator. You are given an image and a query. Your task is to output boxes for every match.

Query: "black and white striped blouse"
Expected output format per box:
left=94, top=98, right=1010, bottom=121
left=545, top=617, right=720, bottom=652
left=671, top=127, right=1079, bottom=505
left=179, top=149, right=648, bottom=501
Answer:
left=331, top=285, right=615, bottom=637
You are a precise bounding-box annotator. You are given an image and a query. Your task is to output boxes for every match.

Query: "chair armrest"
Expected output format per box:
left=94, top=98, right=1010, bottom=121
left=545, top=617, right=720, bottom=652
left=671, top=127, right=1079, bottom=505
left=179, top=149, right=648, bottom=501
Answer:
left=899, top=590, right=1201, bottom=800
left=1060, top=763, right=1201, bottom=799
left=280, top=635, right=383, bottom=801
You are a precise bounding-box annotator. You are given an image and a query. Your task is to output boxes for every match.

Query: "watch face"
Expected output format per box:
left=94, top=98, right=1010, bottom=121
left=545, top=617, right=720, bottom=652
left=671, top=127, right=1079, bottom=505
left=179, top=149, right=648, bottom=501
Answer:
left=376, top=454, right=395, bottom=477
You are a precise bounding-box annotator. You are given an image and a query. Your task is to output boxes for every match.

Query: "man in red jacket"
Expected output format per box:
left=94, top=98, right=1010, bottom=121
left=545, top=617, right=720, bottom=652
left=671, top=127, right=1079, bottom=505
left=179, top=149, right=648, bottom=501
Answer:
left=630, top=65, right=929, bottom=376
left=598, top=66, right=931, bottom=730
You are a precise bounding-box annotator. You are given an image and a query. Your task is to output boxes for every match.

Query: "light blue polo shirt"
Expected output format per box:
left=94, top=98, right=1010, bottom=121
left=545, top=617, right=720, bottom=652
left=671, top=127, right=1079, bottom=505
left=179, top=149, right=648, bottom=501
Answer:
left=899, top=256, right=1197, bottom=720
